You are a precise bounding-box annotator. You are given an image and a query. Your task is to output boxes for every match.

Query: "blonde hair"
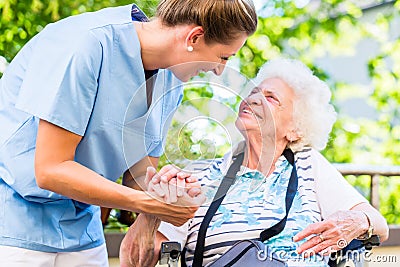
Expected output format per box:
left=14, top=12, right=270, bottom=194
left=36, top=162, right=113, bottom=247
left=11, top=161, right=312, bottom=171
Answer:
left=156, top=0, right=257, bottom=44
left=255, top=58, right=337, bottom=151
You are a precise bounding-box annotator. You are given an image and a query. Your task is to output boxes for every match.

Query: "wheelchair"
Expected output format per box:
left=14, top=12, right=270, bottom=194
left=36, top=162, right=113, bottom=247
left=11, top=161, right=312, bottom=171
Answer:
left=328, top=235, right=380, bottom=267
left=158, top=235, right=380, bottom=267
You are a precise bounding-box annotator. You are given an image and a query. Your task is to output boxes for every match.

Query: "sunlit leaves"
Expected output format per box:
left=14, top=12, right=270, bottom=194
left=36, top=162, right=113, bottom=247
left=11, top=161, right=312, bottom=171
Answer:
left=396, top=0, right=400, bottom=10
left=0, top=0, right=156, bottom=63
left=380, top=178, right=400, bottom=224
left=0, top=0, right=15, bottom=22
left=343, top=2, right=362, bottom=18
left=2, top=0, right=400, bottom=224
left=236, top=1, right=400, bottom=223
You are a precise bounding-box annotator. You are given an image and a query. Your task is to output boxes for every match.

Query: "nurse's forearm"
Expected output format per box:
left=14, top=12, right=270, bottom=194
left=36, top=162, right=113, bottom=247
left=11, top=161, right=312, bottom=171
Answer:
left=37, top=159, right=145, bottom=210
left=36, top=160, right=196, bottom=226
left=34, top=119, right=197, bottom=226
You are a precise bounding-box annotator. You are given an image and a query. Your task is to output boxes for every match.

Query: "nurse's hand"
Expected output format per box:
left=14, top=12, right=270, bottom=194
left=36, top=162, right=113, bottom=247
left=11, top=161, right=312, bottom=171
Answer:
left=146, top=186, right=205, bottom=226
left=142, top=165, right=205, bottom=226
left=145, top=165, right=201, bottom=204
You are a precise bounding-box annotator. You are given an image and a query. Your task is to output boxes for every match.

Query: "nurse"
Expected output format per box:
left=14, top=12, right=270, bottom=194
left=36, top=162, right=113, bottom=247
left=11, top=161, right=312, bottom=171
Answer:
left=0, top=0, right=257, bottom=266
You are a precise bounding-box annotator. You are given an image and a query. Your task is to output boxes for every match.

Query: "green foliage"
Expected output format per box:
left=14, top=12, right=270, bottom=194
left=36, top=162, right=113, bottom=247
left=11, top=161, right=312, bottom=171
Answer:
left=379, top=177, right=400, bottom=224
left=1, top=0, right=400, bottom=225
left=240, top=0, right=363, bottom=79
left=103, top=211, right=131, bottom=233
left=237, top=1, right=400, bottom=224
left=0, top=0, right=158, bottom=64
left=160, top=82, right=242, bottom=168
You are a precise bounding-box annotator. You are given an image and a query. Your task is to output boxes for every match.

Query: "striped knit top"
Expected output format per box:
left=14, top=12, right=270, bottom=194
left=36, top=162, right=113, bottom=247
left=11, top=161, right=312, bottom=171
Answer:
left=159, top=145, right=367, bottom=267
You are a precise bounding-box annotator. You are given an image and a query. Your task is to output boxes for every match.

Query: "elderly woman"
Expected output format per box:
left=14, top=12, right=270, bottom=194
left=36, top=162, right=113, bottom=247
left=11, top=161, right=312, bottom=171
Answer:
left=126, top=58, right=389, bottom=267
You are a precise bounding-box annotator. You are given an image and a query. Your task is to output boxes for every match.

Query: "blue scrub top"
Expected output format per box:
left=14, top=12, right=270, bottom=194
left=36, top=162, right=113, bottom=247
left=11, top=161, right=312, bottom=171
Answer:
left=0, top=4, right=183, bottom=252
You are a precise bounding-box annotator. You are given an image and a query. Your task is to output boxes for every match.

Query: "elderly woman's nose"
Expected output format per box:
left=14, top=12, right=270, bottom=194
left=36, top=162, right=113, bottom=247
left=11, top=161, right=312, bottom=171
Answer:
left=246, top=93, right=263, bottom=105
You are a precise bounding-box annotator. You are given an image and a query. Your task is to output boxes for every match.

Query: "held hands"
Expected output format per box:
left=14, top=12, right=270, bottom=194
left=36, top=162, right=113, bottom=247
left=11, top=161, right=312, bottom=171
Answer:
left=120, top=165, right=204, bottom=267
left=146, top=164, right=203, bottom=204
left=293, top=210, right=370, bottom=256
left=142, top=164, right=205, bottom=226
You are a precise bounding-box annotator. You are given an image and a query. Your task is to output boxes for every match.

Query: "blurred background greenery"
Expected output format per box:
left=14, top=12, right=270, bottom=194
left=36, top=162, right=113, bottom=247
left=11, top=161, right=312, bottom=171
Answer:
left=1, top=0, right=399, bottom=228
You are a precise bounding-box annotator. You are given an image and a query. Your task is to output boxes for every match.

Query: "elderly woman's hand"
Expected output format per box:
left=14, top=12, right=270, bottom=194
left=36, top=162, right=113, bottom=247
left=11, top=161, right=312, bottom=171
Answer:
left=120, top=214, right=161, bottom=267
left=293, top=210, right=370, bottom=256
left=145, top=165, right=202, bottom=204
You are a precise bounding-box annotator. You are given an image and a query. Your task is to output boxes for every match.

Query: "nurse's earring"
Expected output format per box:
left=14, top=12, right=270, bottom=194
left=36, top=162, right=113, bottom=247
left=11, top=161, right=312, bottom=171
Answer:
left=187, top=46, right=194, bottom=52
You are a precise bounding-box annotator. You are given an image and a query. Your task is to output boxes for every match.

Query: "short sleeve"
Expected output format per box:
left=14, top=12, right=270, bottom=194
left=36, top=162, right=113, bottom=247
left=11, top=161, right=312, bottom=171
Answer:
left=312, top=150, right=368, bottom=219
left=148, top=141, right=165, bottom=157
left=15, top=27, right=102, bottom=136
left=158, top=221, right=188, bottom=248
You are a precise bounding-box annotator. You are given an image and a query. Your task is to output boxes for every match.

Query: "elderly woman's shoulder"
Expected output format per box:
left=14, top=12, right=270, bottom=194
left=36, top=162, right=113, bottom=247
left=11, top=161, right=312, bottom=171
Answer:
left=294, top=147, right=335, bottom=169
left=295, top=147, right=327, bottom=161
left=297, top=147, right=341, bottom=179
left=310, top=148, right=332, bottom=165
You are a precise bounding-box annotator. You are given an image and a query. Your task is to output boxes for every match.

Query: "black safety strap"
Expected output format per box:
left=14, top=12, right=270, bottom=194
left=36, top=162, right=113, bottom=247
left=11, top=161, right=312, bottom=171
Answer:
left=192, top=149, right=298, bottom=267
left=259, top=149, right=298, bottom=241
left=192, top=152, right=245, bottom=267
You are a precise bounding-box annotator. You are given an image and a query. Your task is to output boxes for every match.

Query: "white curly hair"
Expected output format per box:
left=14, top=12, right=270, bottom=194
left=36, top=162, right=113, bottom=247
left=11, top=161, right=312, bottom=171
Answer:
left=255, top=58, right=337, bottom=151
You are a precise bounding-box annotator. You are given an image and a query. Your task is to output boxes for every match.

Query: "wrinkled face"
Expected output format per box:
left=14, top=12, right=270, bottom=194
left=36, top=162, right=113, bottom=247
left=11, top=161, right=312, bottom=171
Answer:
left=170, top=33, right=248, bottom=82
left=235, top=77, right=296, bottom=142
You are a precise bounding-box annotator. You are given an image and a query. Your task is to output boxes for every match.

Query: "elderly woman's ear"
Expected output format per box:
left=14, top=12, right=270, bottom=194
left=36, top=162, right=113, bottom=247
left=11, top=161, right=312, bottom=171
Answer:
left=286, top=129, right=302, bottom=143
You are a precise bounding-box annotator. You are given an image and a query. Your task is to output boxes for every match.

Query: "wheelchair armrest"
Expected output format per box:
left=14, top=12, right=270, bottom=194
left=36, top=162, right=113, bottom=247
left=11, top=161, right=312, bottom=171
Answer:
left=339, top=234, right=380, bottom=253
left=159, top=241, right=181, bottom=266
left=328, top=235, right=381, bottom=267
left=360, top=235, right=380, bottom=250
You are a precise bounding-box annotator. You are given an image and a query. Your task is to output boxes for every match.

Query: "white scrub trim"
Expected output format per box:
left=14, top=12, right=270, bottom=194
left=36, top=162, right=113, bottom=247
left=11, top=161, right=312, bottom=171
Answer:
left=0, top=244, right=109, bottom=267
